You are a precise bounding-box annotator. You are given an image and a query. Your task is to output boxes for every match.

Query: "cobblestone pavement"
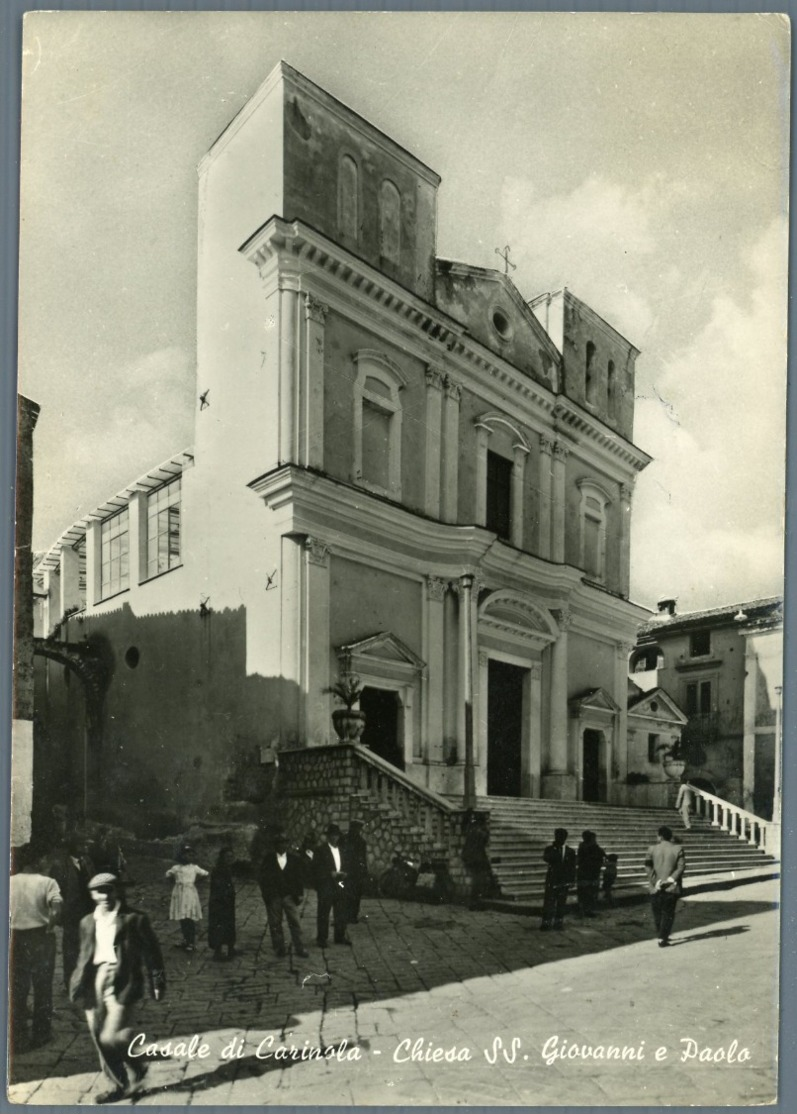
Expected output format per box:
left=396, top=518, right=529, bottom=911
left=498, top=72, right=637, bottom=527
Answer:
left=7, top=859, right=778, bottom=1107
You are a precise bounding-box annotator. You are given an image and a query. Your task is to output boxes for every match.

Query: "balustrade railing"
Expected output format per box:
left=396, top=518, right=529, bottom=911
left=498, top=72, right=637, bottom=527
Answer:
left=691, top=785, right=778, bottom=855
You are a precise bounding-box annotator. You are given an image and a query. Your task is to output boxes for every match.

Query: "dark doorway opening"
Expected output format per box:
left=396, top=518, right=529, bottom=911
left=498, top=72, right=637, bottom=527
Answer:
left=582, top=729, right=603, bottom=801
left=487, top=660, right=525, bottom=796
left=360, top=687, right=404, bottom=770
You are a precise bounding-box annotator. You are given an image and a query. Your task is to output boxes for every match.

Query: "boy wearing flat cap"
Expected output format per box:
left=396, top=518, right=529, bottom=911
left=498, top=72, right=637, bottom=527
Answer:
left=69, top=872, right=166, bottom=1104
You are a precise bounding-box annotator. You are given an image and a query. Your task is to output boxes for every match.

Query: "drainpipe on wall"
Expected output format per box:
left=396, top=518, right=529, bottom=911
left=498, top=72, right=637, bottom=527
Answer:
left=460, top=573, right=476, bottom=811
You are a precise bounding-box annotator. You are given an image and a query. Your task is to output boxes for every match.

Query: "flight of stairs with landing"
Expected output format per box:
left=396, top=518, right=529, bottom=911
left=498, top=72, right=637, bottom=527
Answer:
left=478, top=796, right=778, bottom=907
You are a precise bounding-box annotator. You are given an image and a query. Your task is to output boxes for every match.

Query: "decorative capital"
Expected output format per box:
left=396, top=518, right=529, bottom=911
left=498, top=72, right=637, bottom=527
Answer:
left=619, top=481, right=634, bottom=502
left=539, top=435, right=554, bottom=457
left=444, top=375, right=462, bottom=402
left=426, top=575, right=447, bottom=602
left=553, top=440, right=570, bottom=460
left=552, top=607, right=573, bottom=631
left=305, top=536, right=330, bottom=567
left=425, top=367, right=445, bottom=392
left=304, top=294, right=329, bottom=325
left=617, top=640, right=635, bottom=658
left=529, top=661, right=542, bottom=680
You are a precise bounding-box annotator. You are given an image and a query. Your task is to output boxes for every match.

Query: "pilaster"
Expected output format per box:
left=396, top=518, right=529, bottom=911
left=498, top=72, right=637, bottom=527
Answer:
left=278, top=275, right=301, bottom=465
left=424, top=368, right=444, bottom=517
left=511, top=442, right=529, bottom=549
left=551, top=440, right=569, bottom=563
left=302, top=294, right=328, bottom=470
left=542, top=606, right=576, bottom=799
left=537, top=436, right=553, bottom=560
left=424, top=575, right=447, bottom=763
left=618, top=481, right=633, bottom=597
left=441, top=377, right=461, bottom=523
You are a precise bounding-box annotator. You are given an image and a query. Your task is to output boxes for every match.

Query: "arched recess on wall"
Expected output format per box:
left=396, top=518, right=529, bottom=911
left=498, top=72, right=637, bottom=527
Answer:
left=337, top=153, right=359, bottom=243
left=379, top=179, right=401, bottom=264
left=478, top=589, right=558, bottom=652
left=352, top=349, right=408, bottom=499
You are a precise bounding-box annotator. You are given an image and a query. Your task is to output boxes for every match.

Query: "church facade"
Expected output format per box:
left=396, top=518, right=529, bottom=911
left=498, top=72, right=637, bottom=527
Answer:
left=32, top=64, right=652, bottom=835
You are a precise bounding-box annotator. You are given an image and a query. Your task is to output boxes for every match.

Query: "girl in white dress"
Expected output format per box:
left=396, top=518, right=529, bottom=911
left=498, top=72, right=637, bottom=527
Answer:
left=166, top=845, right=209, bottom=951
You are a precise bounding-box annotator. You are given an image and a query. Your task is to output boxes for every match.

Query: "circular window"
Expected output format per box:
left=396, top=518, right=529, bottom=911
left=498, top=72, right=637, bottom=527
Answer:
left=650, top=700, right=658, bottom=712
left=125, top=647, right=140, bottom=669
left=491, top=307, right=513, bottom=342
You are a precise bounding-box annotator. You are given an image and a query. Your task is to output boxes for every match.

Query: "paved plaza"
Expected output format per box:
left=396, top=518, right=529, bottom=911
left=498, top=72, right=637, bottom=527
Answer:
left=7, top=859, right=778, bottom=1107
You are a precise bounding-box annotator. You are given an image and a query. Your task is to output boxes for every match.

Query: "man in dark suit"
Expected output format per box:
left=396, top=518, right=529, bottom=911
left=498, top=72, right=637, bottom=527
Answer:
left=50, top=834, right=95, bottom=991
left=645, top=825, right=686, bottom=947
left=576, top=830, right=606, bottom=918
left=314, top=823, right=351, bottom=947
left=258, top=832, right=309, bottom=957
left=540, top=828, right=577, bottom=930
left=69, top=873, right=165, bottom=1104
left=342, top=820, right=369, bottom=924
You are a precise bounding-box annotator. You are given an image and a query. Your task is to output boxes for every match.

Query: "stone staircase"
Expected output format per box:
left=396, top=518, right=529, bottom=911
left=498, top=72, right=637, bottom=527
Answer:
left=479, top=796, right=779, bottom=907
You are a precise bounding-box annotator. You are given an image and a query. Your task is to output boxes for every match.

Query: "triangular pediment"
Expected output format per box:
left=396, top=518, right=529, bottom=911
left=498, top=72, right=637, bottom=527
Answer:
left=435, top=260, right=561, bottom=390
left=628, top=686, right=688, bottom=725
left=338, top=631, right=426, bottom=672
left=569, top=687, right=621, bottom=714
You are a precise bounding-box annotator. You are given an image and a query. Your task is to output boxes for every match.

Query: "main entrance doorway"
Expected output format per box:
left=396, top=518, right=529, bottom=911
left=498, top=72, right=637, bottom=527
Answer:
left=582, top=729, right=604, bottom=801
left=360, top=687, right=404, bottom=770
left=487, top=660, right=525, bottom=796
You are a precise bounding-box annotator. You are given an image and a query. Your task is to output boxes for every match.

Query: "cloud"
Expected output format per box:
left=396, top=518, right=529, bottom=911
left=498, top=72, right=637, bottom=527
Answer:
left=33, top=346, right=195, bottom=550
left=631, top=218, right=787, bottom=610
left=500, top=173, right=661, bottom=341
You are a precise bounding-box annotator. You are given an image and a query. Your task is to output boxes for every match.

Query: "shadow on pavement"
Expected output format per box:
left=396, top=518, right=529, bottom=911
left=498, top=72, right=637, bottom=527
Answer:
left=7, top=856, right=778, bottom=1096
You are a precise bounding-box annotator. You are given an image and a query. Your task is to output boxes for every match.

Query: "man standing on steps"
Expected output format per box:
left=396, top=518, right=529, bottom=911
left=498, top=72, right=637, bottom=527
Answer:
left=675, top=779, right=696, bottom=830
left=540, top=828, right=576, bottom=931
left=644, top=825, right=686, bottom=947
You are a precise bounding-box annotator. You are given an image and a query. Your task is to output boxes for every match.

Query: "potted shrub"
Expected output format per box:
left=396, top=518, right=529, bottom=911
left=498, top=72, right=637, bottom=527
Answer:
left=662, top=740, right=686, bottom=781
left=324, top=673, right=366, bottom=743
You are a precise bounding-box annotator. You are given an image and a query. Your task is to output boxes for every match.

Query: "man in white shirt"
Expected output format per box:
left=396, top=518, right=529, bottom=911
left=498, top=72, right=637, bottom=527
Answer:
left=10, top=844, right=63, bottom=1053
left=314, top=824, right=351, bottom=947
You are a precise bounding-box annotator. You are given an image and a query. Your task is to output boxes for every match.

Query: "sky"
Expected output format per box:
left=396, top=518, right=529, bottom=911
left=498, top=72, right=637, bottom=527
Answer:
left=17, top=11, right=789, bottom=613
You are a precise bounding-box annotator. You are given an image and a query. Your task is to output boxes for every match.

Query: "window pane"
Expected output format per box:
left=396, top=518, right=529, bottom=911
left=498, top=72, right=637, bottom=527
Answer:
left=583, top=516, right=601, bottom=577
left=361, top=401, right=391, bottom=489
left=486, top=451, right=512, bottom=538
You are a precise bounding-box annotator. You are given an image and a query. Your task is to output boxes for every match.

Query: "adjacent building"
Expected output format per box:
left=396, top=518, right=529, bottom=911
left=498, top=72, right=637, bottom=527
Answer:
left=632, top=597, right=783, bottom=818
left=31, top=62, right=653, bottom=837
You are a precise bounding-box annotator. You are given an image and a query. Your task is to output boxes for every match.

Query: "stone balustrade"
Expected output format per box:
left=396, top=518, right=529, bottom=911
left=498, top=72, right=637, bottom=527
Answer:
left=691, top=785, right=779, bottom=856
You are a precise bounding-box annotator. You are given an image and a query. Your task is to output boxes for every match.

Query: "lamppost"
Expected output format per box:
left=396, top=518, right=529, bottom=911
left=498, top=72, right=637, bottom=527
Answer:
left=460, top=573, right=476, bottom=811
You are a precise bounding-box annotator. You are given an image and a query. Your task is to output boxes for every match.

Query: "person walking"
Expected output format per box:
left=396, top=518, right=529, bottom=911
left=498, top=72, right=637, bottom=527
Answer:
left=258, top=832, right=309, bottom=958
left=644, top=825, right=686, bottom=947
left=50, top=833, right=95, bottom=992
left=166, top=845, right=208, bottom=952
left=576, top=830, right=606, bottom=918
left=540, top=828, right=576, bottom=931
left=461, top=812, right=493, bottom=911
left=70, top=872, right=166, bottom=1104
left=208, top=848, right=237, bottom=962
left=314, top=823, right=351, bottom=947
left=10, top=844, right=63, bottom=1054
left=342, top=820, right=369, bottom=923
left=675, top=780, right=696, bottom=830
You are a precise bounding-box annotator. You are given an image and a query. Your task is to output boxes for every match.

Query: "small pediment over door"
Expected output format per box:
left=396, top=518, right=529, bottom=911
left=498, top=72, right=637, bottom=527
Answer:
left=337, top=631, right=427, bottom=682
left=627, top=686, right=688, bottom=726
left=569, top=687, right=620, bottom=729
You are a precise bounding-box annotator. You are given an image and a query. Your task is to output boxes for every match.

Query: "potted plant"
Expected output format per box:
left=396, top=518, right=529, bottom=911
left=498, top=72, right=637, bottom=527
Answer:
left=661, top=740, right=686, bottom=781
left=324, top=673, right=366, bottom=743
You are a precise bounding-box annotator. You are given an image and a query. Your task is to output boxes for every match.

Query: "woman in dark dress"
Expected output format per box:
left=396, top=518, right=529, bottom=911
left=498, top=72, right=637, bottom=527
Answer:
left=208, top=848, right=236, bottom=961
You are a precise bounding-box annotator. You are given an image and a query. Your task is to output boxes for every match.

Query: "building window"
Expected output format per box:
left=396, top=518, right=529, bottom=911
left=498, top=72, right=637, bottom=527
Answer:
left=379, top=179, right=401, bottom=264
left=74, top=537, right=86, bottom=609
left=578, top=481, right=610, bottom=581
left=648, top=733, right=661, bottom=763
left=585, top=341, right=597, bottom=405
left=147, top=477, right=181, bottom=578
left=486, top=450, right=512, bottom=539
left=338, top=154, right=359, bottom=244
left=686, top=680, right=712, bottom=716
left=689, top=630, right=711, bottom=657
left=100, top=508, right=129, bottom=599
left=353, top=351, right=406, bottom=498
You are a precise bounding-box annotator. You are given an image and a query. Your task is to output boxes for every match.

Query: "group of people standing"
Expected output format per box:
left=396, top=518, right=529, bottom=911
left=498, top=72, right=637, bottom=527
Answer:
left=540, top=824, right=686, bottom=946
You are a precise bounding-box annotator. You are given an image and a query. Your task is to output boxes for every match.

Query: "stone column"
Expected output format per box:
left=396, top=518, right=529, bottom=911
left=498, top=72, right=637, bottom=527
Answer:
left=302, top=294, right=328, bottom=470
left=511, top=441, right=529, bottom=549
left=526, top=661, right=543, bottom=797
left=424, top=576, right=447, bottom=764
left=474, top=422, right=490, bottom=526
left=477, top=649, right=489, bottom=795
left=542, top=607, right=575, bottom=799
left=459, top=573, right=476, bottom=808
left=614, top=640, right=633, bottom=798
left=424, top=369, right=445, bottom=517
left=278, top=276, right=301, bottom=465
left=441, top=377, right=461, bottom=523
left=303, top=536, right=332, bottom=746
left=551, top=440, right=569, bottom=563
left=537, top=436, right=553, bottom=559
left=742, top=634, right=757, bottom=812
left=618, top=482, right=633, bottom=596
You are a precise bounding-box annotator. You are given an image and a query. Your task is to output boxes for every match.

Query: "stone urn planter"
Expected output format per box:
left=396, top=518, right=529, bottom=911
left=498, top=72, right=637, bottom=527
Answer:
left=663, top=755, right=686, bottom=781
left=331, top=708, right=367, bottom=743
left=324, top=673, right=367, bottom=745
